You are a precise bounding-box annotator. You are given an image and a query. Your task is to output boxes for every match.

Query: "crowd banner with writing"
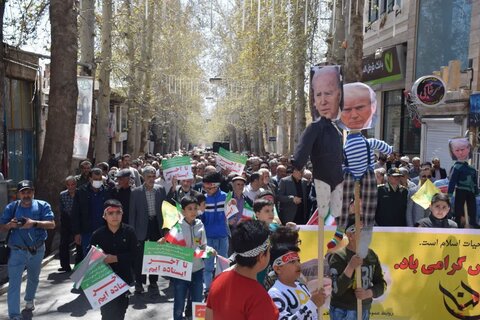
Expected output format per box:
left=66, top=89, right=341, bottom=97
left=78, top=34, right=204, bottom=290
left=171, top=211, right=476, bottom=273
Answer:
left=216, top=147, right=247, bottom=175
left=81, top=262, right=129, bottom=310
left=161, top=157, right=193, bottom=183
left=298, top=226, right=480, bottom=319
left=142, top=242, right=194, bottom=281
left=193, top=302, right=207, bottom=320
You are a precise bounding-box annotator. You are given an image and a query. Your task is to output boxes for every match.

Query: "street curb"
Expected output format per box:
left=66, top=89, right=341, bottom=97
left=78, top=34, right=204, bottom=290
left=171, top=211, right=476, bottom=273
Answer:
left=0, top=250, right=58, bottom=296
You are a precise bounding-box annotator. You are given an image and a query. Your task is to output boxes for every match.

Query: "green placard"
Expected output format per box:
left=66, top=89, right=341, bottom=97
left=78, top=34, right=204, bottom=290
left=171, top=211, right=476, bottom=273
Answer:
left=144, top=241, right=194, bottom=262
left=81, top=263, right=112, bottom=290
left=218, top=147, right=247, bottom=165
left=161, top=156, right=191, bottom=170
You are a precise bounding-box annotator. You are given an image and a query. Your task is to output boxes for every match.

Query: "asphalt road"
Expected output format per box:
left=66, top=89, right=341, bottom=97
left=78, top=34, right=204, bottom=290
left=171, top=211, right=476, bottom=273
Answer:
left=0, top=257, right=175, bottom=320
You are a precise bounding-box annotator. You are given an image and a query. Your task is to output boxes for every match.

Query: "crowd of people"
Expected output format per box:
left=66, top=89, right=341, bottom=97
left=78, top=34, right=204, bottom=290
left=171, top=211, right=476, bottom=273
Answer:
left=0, top=146, right=472, bottom=320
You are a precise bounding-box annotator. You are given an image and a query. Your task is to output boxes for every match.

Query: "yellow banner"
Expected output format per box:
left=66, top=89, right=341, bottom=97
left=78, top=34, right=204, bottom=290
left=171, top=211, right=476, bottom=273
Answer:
left=299, top=226, right=480, bottom=319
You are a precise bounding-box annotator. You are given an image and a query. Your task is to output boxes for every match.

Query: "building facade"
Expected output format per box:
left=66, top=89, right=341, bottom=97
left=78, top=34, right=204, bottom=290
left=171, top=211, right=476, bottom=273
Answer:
left=362, top=0, right=478, bottom=171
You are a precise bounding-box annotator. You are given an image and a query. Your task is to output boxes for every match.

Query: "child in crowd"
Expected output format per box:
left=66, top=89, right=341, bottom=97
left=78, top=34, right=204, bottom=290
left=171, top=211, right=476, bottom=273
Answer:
left=268, top=245, right=326, bottom=319
left=253, top=198, right=275, bottom=226
left=417, top=193, right=457, bottom=228
left=206, top=220, right=279, bottom=320
left=158, top=195, right=215, bottom=320
left=90, top=199, right=138, bottom=320
left=329, top=215, right=386, bottom=320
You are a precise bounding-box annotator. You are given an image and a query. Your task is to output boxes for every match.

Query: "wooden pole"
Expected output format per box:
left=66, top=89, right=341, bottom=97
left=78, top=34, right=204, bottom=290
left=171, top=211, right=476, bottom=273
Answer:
left=318, top=215, right=324, bottom=317
left=354, top=181, right=362, bottom=320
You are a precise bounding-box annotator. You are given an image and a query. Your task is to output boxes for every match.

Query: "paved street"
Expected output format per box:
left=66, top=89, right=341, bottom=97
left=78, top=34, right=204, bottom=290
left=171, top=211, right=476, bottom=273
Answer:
left=0, top=256, right=174, bottom=320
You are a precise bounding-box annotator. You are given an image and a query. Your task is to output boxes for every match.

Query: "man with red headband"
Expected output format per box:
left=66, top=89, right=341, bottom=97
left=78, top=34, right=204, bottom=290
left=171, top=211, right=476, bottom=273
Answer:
left=90, top=199, right=138, bottom=319
left=268, top=245, right=325, bottom=319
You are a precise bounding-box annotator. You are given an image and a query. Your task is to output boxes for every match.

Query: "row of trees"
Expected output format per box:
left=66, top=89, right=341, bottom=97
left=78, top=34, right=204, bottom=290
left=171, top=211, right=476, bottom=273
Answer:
left=205, top=0, right=364, bottom=155
left=0, top=0, right=365, bottom=233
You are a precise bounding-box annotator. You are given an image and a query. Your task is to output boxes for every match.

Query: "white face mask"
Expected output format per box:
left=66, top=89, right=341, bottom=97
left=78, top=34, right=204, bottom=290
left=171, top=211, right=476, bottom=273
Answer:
left=92, top=180, right=103, bottom=189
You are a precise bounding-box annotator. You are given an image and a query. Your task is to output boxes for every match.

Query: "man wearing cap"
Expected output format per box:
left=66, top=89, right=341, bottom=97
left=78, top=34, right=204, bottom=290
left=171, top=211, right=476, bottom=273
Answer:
left=375, top=168, right=408, bottom=226
left=201, top=171, right=229, bottom=296
left=228, top=175, right=252, bottom=227
left=129, top=165, right=166, bottom=294
left=111, top=169, right=133, bottom=224
left=0, top=180, right=55, bottom=320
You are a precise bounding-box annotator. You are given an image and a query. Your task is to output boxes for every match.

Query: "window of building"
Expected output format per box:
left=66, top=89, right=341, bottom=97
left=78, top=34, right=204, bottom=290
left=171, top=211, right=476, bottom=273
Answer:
left=4, top=78, right=37, bottom=182
left=368, top=0, right=379, bottom=22
left=415, top=0, right=472, bottom=78
left=382, top=90, right=420, bottom=155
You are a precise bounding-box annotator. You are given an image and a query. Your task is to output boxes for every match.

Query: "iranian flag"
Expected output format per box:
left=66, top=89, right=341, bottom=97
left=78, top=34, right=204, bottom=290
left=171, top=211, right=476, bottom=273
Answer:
left=215, top=255, right=231, bottom=277
left=242, top=201, right=255, bottom=220
left=194, top=247, right=214, bottom=259
left=70, top=246, right=107, bottom=289
left=164, top=222, right=187, bottom=246
left=307, top=208, right=336, bottom=226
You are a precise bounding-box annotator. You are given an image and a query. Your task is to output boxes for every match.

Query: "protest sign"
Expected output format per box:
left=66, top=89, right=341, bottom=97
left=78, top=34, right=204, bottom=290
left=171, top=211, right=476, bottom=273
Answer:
left=299, top=226, right=480, bottom=319
left=216, top=147, right=247, bottom=175
left=162, top=157, right=193, bottom=183
left=193, top=302, right=207, bottom=320
left=225, top=191, right=239, bottom=220
left=142, top=242, right=194, bottom=281
left=81, top=262, right=129, bottom=310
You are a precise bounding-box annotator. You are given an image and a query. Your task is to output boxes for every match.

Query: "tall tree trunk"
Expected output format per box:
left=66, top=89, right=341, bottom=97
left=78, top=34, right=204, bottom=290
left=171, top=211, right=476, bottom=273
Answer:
left=277, top=106, right=288, bottom=155
left=95, top=0, right=113, bottom=162
left=125, top=0, right=137, bottom=156
left=0, top=1, right=6, bottom=168
left=343, top=0, right=364, bottom=82
left=140, top=0, right=155, bottom=155
left=328, top=0, right=346, bottom=65
left=37, top=0, right=78, bottom=254
left=78, top=0, right=96, bottom=161
left=78, top=0, right=95, bottom=75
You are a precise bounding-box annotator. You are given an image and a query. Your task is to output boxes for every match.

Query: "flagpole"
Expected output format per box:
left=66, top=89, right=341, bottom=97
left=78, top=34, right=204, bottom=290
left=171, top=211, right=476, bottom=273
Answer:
left=317, top=214, right=324, bottom=317
left=354, top=181, right=362, bottom=320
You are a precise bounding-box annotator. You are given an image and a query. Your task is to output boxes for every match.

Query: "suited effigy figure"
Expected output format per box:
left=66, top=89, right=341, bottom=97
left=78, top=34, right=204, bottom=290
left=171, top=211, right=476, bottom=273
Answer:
left=292, top=66, right=344, bottom=228
left=447, top=137, right=479, bottom=228
left=328, top=82, right=392, bottom=257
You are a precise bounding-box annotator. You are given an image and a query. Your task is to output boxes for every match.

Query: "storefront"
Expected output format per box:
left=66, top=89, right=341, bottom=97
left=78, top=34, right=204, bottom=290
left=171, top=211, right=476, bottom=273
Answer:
left=362, top=44, right=420, bottom=155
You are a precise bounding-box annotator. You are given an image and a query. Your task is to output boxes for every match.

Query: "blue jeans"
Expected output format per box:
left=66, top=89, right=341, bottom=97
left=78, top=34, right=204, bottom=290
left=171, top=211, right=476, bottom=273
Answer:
left=330, top=306, right=370, bottom=320
left=8, top=244, right=45, bottom=319
left=173, top=269, right=204, bottom=320
left=81, top=232, right=92, bottom=256
left=204, top=237, right=228, bottom=292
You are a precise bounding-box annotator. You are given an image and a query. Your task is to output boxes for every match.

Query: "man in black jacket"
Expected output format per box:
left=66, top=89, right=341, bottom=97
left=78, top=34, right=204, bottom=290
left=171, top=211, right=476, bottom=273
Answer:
left=91, top=199, right=138, bottom=319
left=375, top=168, right=408, bottom=226
left=111, top=169, right=133, bottom=224
left=72, top=167, right=112, bottom=256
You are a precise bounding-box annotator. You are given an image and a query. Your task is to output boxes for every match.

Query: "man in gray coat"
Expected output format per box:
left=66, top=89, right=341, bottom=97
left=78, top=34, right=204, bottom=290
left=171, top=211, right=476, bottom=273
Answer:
left=277, top=167, right=309, bottom=224
left=129, top=166, right=166, bottom=294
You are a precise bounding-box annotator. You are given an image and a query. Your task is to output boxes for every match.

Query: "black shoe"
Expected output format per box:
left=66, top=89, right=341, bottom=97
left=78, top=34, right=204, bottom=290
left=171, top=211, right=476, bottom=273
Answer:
left=134, top=284, right=144, bottom=294
left=58, top=267, right=72, bottom=272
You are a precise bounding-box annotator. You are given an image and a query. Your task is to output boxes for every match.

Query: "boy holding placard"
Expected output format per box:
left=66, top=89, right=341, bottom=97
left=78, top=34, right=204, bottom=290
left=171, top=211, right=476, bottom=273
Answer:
left=159, top=195, right=216, bottom=320
left=90, top=199, right=138, bottom=319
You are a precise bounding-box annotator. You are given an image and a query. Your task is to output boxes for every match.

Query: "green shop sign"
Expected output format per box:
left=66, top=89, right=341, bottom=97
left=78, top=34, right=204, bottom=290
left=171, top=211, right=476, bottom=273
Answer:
left=362, top=46, right=404, bottom=85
